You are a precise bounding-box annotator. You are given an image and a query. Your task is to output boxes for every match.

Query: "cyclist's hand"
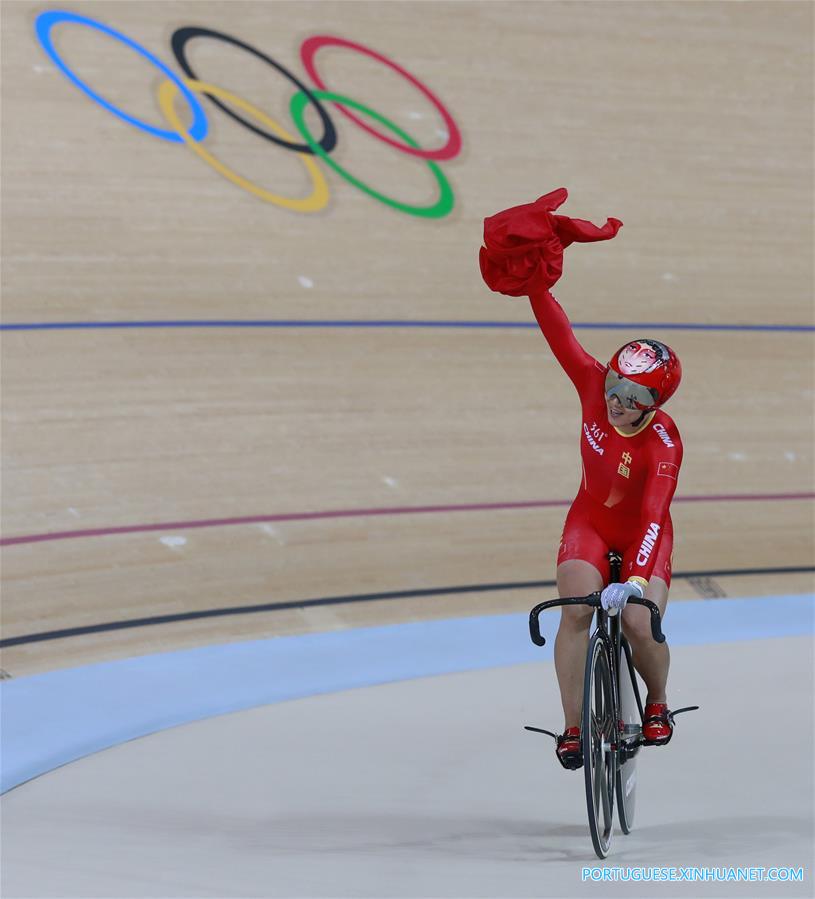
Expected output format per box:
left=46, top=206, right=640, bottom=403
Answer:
left=600, top=581, right=644, bottom=616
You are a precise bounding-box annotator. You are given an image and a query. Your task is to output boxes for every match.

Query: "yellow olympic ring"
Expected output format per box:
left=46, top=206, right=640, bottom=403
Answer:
left=157, top=78, right=329, bottom=212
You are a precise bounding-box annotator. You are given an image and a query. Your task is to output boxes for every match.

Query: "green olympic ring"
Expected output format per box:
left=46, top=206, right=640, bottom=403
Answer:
left=290, top=90, right=455, bottom=220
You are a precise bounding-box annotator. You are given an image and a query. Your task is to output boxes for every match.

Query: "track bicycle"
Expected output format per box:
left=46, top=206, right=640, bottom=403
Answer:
left=525, top=552, right=698, bottom=858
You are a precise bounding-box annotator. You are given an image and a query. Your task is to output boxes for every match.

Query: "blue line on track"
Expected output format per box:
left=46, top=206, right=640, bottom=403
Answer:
left=0, top=319, right=813, bottom=332
left=1, top=593, right=812, bottom=793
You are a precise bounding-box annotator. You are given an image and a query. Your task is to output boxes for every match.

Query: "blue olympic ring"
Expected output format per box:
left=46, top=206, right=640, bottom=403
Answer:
left=35, top=10, right=209, bottom=143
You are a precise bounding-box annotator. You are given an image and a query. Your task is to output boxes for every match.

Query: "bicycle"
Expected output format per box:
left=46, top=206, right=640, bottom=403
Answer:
left=524, top=551, right=698, bottom=858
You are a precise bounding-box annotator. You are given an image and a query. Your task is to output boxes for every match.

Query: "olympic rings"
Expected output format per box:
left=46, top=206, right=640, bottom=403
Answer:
left=33, top=11, right=462, bottom=217
left=290, top=90, right=454, bottom=219
left=300, top=35, right=462, bottom=162
left=158, top=79, right=329, bottom=212
left=170, top=27, right=337, bottom=155
left=35, top=10, right=208, bottom=144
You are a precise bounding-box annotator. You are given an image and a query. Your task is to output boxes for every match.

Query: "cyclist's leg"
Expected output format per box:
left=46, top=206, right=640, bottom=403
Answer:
left=620, top=520, right=673, bottom=704
left=555, top=507, right=609, bottom=728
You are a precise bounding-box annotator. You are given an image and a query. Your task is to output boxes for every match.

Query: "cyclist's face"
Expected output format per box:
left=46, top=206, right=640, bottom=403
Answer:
left=605, top=394, right=643, bottom=428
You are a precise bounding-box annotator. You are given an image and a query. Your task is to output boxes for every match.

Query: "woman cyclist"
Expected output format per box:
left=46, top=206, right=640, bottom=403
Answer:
left=480, top=189, right=683, bottom=770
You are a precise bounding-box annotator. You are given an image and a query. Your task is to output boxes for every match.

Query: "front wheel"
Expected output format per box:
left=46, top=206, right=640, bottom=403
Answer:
left=583, top=631, right=616, bottom=858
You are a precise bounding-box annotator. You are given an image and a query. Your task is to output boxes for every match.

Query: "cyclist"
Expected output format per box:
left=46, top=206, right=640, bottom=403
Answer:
left=480, top=189, right=683, bottom=770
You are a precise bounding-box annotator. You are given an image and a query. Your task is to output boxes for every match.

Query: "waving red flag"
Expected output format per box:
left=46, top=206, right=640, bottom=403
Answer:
left=479, top=188, right=623, bottom=296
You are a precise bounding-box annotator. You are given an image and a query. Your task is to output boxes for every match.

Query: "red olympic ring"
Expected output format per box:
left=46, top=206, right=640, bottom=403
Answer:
left=300, top=35, right=462, bottom=162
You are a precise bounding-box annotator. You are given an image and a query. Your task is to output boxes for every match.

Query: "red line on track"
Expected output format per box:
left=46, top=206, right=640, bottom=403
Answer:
left=1, top=492, right=812, bottom=547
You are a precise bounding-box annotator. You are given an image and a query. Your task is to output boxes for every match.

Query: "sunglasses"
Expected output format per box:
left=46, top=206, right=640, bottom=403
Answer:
left=604, top=370, right=658, bottom=411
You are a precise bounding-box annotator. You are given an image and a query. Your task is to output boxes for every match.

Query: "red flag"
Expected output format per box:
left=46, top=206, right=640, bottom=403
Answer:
left=479, top=188, right=623, bottom=296
left=657, top=462, right=678, bottom=481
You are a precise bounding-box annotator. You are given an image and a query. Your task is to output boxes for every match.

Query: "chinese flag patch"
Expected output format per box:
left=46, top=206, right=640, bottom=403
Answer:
left=657, top=462, right=678, bottom=480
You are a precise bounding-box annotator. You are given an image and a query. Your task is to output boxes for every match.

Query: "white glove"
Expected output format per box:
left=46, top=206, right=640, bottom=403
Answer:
left=600, top=580, right=645, bottom=616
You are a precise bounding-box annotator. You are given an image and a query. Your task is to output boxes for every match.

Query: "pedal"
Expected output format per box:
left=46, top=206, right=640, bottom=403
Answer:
left=525, top=726, right=584, bottom=770
left=669, top=705, right=700, bottom=720
left=642, top=705, right=700, bottom=747
left=523, top=725, right=558, bottom=741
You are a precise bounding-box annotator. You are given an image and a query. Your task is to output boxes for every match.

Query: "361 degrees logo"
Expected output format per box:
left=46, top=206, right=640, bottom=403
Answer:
left=34, top=11, right=463, bottom=218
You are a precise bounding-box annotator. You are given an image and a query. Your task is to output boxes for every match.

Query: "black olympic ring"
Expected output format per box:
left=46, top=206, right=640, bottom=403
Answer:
left=170, top=26, right=338, bottom=155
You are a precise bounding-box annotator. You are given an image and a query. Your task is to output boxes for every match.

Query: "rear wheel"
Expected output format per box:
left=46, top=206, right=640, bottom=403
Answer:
left=615, top=636, right=643, bottom=834
left=582, top=632, right=616, bottom=858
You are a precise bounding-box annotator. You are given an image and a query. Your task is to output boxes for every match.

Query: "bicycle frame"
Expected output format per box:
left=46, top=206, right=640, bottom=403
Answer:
left=526, top=557, right=665, bottom=856
left=527, top=585, right=664, bottom=757
left=525, top=558, right=697, bottom=857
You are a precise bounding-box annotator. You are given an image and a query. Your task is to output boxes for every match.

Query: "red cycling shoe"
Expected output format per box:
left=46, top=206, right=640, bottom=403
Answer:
left=643, top=702, right=673, bottom=745
left=556, top=726, right=583, bottom=769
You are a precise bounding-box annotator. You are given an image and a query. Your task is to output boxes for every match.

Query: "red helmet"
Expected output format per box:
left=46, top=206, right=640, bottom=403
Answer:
left=605, top=339, right=682, bottom=411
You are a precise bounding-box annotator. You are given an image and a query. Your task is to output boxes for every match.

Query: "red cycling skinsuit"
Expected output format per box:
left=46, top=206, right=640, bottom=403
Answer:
left=529, top=287, right=683, bottom=589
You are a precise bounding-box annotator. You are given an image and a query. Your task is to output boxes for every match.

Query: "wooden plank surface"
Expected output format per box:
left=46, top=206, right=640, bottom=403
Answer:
left=2, top=0, right=812, bottom=677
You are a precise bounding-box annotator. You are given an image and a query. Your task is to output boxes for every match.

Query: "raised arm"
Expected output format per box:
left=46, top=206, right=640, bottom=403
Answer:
left=479, top=189, right=622, bottom=391
left=528, top=286, right=599, bottom=392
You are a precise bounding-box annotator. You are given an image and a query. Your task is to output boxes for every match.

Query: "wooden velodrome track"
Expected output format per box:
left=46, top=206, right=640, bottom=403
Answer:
left=1, top=0, right=813, bottom=687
